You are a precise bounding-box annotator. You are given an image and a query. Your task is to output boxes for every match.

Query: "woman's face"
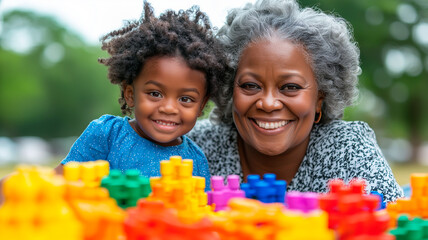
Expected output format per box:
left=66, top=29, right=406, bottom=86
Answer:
left=233, top=37, right=323, bottom=156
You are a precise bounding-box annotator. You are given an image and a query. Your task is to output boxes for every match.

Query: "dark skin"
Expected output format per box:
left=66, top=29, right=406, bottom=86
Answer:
left=233, top=37, right=323, bottom=184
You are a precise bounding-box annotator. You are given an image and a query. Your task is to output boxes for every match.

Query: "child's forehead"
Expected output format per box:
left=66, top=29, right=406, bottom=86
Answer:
left=134, top=56, right=208, bottom=91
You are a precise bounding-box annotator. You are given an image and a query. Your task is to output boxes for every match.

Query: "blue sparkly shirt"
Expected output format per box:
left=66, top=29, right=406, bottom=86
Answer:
left=62, top=115, right=211, bottom=189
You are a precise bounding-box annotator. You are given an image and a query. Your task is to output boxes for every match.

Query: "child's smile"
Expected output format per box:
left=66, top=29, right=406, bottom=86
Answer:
left=152, top=119, right=180, bottom=132
left=125, top=56, right=208, bottom=147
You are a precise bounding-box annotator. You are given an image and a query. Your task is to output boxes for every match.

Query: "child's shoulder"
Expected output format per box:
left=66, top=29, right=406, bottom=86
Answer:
left=89, top=114, right=129, bottom=127
left=85, top=114, right=131, bottom=135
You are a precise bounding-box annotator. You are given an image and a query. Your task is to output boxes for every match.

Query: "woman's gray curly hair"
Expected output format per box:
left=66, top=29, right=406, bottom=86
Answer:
left=210, top=0, right=360, bottom=124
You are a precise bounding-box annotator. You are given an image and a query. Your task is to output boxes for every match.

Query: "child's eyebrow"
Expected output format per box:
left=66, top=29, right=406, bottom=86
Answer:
left=181, top=88, right=201, bottom=96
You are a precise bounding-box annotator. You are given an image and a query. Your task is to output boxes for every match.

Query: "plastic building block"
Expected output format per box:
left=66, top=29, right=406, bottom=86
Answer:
left=65, top=179, right=126, bottom=240
left=208, top=197, right=334, bottom=240
left=286, top=191, right=319, bottom=213
left=389, top=215, right=428, bottom=240
left=207, top=175, right=245, bottom=211
left=101, top=169, right=151, bottom=208
left=145, top=156, right=212, bottom=224
left=386, top=173, right=428, bottom=228
left=371, top=191, right=386, bottom=210
left=124, top=199, right=218, bottom=240
left=240, top=173, right=287, bottom=203
left=0, top=165, right=83, bottom=240
left=318, top=178, right=392, bottom=240
left=63, top=160, right=110, bottom=187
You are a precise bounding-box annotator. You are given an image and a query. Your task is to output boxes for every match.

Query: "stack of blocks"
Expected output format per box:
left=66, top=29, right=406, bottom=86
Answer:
left=389, top=215, right=428, bottom=240
left=207, top=175, right=245, bottom=211
left=124, top=199, right=218, bottom=240
left=318, top=179, right=392, bottom=240
left=100, top=169, right=151, bottom=209
left=208, top=197, right=334, bottom=240
left=286, top=191, right=319, bottom=213
left=371, top=191, right=387, bottom=210
left=145, top=155, right=212, bottom=224
left=63, top=160, right=110, bottom=187
left=0, top=165, right=83, bottom=240
left=63, top=160, right=126, bottom=240
left=387, top=173, right=428, bottom=228
left=240, top=173, right=287, bottom=203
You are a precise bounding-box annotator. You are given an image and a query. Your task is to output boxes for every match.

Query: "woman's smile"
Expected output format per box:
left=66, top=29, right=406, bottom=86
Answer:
left=253, top=119, right=290, bottom=130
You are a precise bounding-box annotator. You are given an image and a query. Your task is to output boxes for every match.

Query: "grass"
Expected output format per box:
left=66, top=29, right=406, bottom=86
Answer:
left=1, top=160, right=428, bottom=186
left=389, top=162, right=428, bottom=186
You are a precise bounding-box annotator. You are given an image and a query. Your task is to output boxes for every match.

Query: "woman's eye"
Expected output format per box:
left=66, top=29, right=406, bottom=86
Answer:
left=281, top=84, right=302, bottom=91
left=149, top=91, right=162, bottom=98
left=179, top=96, right=194, bottom=103
left=239, top=82, right=260, bottom=90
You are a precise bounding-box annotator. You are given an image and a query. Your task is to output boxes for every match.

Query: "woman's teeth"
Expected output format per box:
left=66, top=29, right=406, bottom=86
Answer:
left=255, top=120, right=289, bottom=129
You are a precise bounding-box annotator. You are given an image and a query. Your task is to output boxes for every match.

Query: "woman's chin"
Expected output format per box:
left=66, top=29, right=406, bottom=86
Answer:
left=255, top=145, right=287, bottom=156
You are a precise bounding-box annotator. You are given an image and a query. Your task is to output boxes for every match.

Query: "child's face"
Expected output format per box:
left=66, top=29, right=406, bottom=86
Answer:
left=124, top=56, right=208, bottom=146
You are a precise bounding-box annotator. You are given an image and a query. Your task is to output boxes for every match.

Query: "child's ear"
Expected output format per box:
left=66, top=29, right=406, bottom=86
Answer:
left=124, top=84, right=135, bottom=108
left=198, top=96, right=210, bottom=117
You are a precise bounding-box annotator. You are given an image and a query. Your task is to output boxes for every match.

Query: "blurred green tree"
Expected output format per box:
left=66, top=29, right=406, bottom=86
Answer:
left=0, top=10, right=121, bottom=138
left=300, top=0, right=428, bottom=161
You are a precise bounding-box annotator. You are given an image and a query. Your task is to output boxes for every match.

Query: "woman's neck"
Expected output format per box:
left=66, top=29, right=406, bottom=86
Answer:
left=237, top=135, right=309, bottom=184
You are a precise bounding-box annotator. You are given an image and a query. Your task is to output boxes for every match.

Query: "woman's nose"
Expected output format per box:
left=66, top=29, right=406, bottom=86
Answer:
left=256, top=93, right=283, bottom=112
left=159, top=98, right=179, bottom=114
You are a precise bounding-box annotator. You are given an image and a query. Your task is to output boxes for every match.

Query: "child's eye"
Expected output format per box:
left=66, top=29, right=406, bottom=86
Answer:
left=148, top=91, right=162, bottom=98
left=179, top=96, right=194, bottom=103
left=280, top=84, right=302, bottom=91
left=239, top=82, right=260, bottom=90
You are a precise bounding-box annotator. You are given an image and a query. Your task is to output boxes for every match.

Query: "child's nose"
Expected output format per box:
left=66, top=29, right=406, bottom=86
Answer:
left=159, top=98, right=179, bottom=114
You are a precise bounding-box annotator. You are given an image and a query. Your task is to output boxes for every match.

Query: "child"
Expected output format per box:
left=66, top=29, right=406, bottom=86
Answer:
left=56, top=2, right=229, bottom=188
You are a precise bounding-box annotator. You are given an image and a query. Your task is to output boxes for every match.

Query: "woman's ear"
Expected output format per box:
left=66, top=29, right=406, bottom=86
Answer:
left=124, top=84, right=135, bottom=108
left=316, top=91, right=324, bottom=113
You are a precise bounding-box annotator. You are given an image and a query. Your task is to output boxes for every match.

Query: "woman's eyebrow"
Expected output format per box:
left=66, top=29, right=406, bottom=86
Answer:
left=236, top=71, right=261, bottom=80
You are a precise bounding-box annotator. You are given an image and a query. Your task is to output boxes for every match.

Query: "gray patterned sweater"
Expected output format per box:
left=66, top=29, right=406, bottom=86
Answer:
left=187, top=119, right=404, bottom=202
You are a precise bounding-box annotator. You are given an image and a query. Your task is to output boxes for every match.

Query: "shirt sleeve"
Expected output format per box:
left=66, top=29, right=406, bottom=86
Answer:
left=61, top=115, right=116, bottom=164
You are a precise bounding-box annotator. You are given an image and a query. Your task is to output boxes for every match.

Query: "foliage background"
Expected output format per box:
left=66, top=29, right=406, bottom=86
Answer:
left=0, top=0, right=427, bottom=171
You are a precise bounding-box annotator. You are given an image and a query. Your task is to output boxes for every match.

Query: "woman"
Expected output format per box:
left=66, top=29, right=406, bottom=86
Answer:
left=188, top=0, right=403, bottom=202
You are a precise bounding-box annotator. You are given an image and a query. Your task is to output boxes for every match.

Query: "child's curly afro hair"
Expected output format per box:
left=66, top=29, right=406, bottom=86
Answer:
left=99, top=1, right=230, bottom=115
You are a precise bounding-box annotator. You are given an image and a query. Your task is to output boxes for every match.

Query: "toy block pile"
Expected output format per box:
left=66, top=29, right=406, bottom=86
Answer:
left=63, top=160, right=109, bottom=187
left=145, top=156, right=212, bottom=223
left=318, top=179, right=392, bottom=240
left=101, top=169, right=151, bottom=208
left=207, top=175, right=245, bottom=211
left=63, top=160, right=126, bottom=240
left=240, top=173, right=287, bottom=203
left=389, top=215, right=428, bottom=240
left=1, top=157, right=418, bottom=240
left=208, top=197, right=334, bottom=240
left=387, top=173, right=428, bottom=228
left=124, top=199, right=218, bottom=240
left=0, top=165, right=83, bottom=240
left=286, top=191, right=319, bottom=213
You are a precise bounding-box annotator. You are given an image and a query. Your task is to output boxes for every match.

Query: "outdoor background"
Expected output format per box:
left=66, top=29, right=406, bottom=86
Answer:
left=1, top=0, right=428, bottom=185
